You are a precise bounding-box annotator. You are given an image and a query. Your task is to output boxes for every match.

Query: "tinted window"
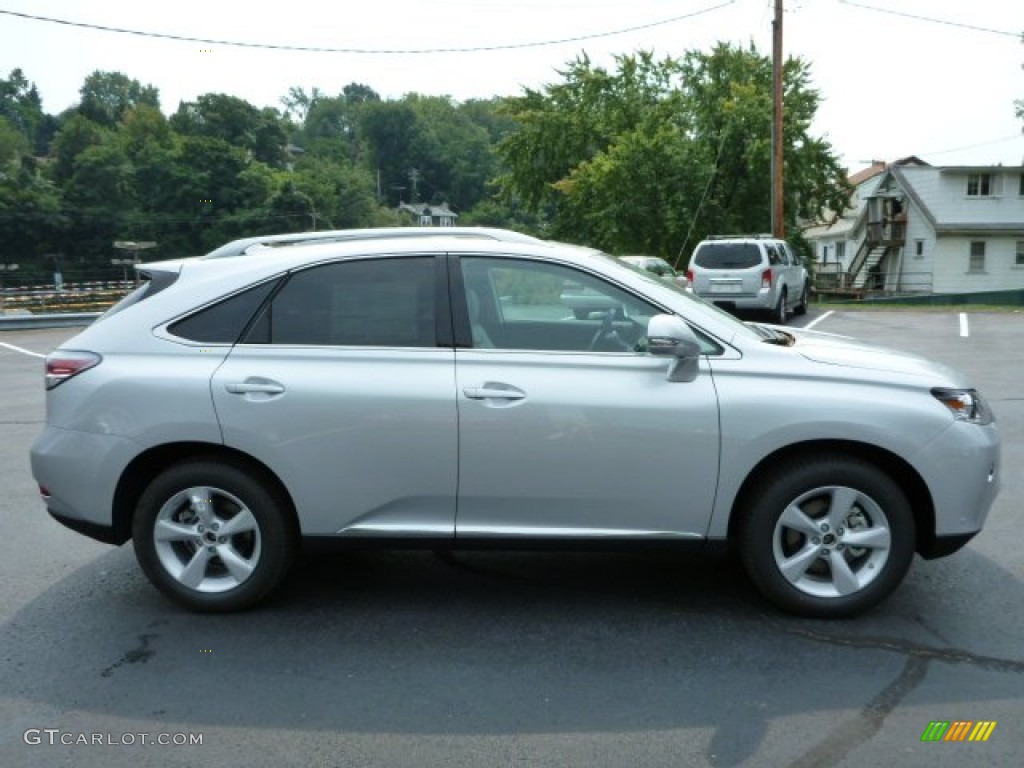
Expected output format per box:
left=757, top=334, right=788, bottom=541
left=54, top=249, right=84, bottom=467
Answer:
left=692, top=243, right=761, bottom=269
left=168, top=279, right=279, bottom=343
left=245, top=257, right=437, bottom=347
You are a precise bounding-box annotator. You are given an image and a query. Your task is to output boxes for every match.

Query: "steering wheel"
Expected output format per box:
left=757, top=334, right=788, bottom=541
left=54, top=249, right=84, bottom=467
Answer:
left=588, top=307, right=628, bottom=351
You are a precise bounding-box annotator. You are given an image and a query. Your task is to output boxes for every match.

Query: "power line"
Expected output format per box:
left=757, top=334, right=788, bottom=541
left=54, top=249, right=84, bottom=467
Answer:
left=921, top=133, right=1024, bottom=158
left=839, top=1, right=1022, bottom=38
left=0, top=2, right=735, bottom=55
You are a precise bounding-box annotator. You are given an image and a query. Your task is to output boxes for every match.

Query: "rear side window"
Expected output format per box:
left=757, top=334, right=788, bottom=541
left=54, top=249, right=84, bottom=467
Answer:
left=168, top=279, right=279, bottom=343
left=244, top=257, right=437, bottom=347
left=692, top=243, right=761, bottom=269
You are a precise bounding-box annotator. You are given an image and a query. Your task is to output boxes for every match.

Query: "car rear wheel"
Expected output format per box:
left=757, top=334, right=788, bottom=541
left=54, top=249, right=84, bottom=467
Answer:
left=794, top=286, right=809, bottom=316
left=769, top=288, right=787, bottom=325
left=737, top=455, right=915, bottom=618
left=132, top=459, right=296, bottom=612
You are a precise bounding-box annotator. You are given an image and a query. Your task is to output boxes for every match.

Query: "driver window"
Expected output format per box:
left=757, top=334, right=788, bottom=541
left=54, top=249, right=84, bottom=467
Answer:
left=460, top=257, right=660, bottom=353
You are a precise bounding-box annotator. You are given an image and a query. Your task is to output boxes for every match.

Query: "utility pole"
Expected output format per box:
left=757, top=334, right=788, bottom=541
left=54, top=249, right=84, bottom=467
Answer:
left=771, top=0, right=785, bottom=238
left=408, top=168, right=421, bottom=203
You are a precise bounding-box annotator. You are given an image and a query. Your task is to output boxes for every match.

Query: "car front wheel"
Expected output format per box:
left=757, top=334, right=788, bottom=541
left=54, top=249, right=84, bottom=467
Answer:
left=737, top=456, right=915, bottom=618
left=132, top=459, right=296, bottom=612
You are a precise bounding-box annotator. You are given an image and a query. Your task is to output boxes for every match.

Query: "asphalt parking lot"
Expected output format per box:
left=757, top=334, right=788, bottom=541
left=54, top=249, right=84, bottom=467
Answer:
left=1, top=308, right=1022, bottom=768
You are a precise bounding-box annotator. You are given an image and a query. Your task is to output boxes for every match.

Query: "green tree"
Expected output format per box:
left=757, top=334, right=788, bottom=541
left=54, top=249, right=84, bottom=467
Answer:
left=0, top=116, right=27, bottom=167
left=0, top=123, right=64, bottom=272
left=0, top=68, right=45, bottom=152
left=78, top=71, right=160, bottom=128
left=49, top=113, right=113, bottom=182
left=171, top=93, right=288, bottom=167
left=497, top=47, right=850, bottom=261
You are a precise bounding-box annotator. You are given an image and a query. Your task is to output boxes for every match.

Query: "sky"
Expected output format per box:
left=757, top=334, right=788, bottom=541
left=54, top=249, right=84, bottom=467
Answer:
left=1, top=0, right=1022, bottom=174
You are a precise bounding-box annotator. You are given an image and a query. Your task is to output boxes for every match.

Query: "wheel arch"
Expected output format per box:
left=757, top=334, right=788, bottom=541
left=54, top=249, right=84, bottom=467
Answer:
left=726, top=439, right=935, bottom=555
left=111, top=442, right=300, bottom=545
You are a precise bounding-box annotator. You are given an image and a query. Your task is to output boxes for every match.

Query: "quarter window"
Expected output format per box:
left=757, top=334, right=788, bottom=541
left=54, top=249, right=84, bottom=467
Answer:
left=169, top=279, right=280, bottom=343
left=244, top=257, right=438, bottom=347
left=968, top=242, right=986, bottom=273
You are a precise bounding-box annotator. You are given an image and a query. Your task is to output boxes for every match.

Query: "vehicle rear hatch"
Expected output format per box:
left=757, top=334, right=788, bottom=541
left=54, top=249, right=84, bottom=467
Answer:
left=692, top=243, right=762, bottom=295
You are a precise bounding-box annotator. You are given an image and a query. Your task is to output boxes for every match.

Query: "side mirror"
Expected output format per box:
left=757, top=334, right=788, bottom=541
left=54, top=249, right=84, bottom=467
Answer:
left=646, top=314, right=702, bottom=382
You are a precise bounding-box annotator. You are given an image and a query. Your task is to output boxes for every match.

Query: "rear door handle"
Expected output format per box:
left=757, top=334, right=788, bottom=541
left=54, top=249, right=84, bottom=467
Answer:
left=463, top=386, right=526, bottom=401
left=225, top=381, right=285, bottom=395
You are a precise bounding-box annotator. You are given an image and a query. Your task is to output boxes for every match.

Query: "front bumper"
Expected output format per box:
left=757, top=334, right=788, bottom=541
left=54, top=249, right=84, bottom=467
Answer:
left=916, top=418, right=1000, bottom=547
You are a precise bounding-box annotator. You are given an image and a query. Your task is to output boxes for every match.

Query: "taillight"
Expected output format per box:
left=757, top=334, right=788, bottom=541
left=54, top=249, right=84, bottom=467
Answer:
left=45, top=351, right=102, bottom=390
left=686, top=269, right=694, bottom=284
left=761, top=269, right=773, bottom=289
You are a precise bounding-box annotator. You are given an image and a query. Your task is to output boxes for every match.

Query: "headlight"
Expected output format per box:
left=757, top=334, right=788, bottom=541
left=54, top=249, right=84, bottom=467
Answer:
left=931, top=388, right=994, bottom=425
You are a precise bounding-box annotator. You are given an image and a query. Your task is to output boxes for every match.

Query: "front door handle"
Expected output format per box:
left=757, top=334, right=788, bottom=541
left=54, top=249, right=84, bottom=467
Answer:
left=463, top=385, right=526, bottom=401
left=225, top=381, right=285, bottom=395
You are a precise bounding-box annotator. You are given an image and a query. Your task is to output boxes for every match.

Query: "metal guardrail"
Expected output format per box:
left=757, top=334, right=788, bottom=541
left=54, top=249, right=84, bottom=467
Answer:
left=0, top=312, right=101, bottom=331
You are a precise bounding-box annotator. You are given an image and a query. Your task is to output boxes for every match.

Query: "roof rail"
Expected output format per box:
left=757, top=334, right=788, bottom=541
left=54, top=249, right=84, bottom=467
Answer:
left=202, top=227, right=541, bottom=259
left=705, top=233, right=777, bottom=240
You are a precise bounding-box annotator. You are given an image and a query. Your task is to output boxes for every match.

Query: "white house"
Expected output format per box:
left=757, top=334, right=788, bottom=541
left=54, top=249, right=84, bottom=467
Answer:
left=397, top=202, right=458, bottom=227
left=805, top=160, right=1024, bottom=295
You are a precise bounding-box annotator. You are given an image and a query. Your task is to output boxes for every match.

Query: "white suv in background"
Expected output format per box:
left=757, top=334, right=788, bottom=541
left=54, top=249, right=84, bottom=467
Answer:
left=687, top=235, right=809, bottom=324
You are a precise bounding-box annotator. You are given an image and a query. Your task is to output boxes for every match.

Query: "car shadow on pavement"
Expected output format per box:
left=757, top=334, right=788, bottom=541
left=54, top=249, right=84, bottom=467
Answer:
left=1, top=544, right=1021, bottom=767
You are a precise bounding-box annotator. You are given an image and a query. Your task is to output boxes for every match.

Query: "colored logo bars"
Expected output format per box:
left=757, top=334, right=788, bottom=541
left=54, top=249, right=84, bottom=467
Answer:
left=921, top=721, right=997, bottom=742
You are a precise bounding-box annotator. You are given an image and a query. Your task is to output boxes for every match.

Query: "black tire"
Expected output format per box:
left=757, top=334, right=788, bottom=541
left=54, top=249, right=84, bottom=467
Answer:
left=132, top=459, right=296, bottom=612
left=769, top=288, right=787, bottom=325
left=794, top=286, right=809, bottom=316
left=736, top=455, right=915, bottom=618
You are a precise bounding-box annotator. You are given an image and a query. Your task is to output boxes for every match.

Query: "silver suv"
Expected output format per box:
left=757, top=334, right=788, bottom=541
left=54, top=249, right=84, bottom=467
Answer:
left=687, top=235, right=808, bottom=323
left=30, top=228, right=999, bottom=618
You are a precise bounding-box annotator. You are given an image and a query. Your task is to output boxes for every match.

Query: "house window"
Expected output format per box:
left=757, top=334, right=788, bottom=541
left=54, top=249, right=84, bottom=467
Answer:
left=1016, top=240, right=1024, bottom=266
left=967, top=173, right=1002, bottom=197
left=1019, top=174, right=1024, bottom=196
left=967, top=174, right=991, bottom=196
left=821, top=244, right=829, bottom=262
left=835, top=242, right=845, bottom=262
left=915, top=239, right=924, bottom=259
left=418, top=214, right=432, bottom=226
left=968, top=241, right=986, bottom=272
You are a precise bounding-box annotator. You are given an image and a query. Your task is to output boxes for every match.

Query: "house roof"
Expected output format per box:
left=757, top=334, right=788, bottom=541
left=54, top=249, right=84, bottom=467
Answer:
left=889, top=165, right=1024, bottom=232
left=847, top=156, right=930, bottom=187
left=848, top=161, right=887, bottom=187
left=398, top=202, right=458, bottom=218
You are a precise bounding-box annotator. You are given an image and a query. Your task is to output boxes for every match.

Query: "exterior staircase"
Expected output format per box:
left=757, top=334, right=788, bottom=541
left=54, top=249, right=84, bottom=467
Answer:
left=851, top=246, right=886, bottom=289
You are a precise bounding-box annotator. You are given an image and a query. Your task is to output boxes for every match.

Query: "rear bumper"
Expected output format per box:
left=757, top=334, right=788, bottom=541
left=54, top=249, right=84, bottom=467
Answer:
left=31, top=426, right=138, bottom=538
left=698, top=290, right=774, bottom=311
left=48, top=509, right=125, bottom=545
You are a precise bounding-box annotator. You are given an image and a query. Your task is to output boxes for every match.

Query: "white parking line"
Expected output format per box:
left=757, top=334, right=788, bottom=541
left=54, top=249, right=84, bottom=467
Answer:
left=959, top=312, right=969, bottom=338
left=804, top=310, right=834, bottom=330
left=0, top=341, right=46, bottom=359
